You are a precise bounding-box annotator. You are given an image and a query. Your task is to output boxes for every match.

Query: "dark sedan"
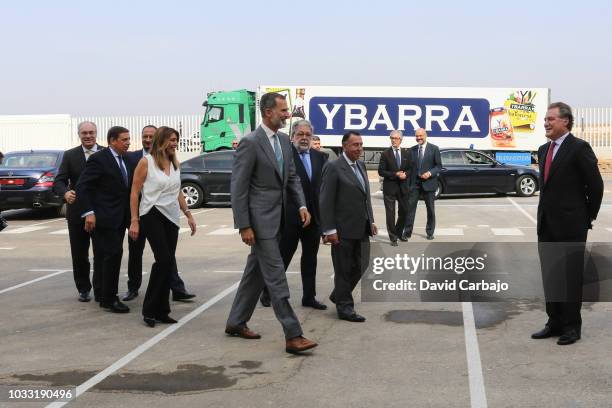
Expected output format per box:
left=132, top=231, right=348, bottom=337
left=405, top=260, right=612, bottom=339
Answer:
left=0, top=150, right=66, bottom=215
left=180, top=150, right=234, bottom=208
left=435, top=148, right=539, bottom=198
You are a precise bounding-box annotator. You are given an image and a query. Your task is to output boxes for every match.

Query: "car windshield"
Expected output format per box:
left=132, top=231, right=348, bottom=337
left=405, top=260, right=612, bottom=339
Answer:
left=0, top=153, right=59, bottom=168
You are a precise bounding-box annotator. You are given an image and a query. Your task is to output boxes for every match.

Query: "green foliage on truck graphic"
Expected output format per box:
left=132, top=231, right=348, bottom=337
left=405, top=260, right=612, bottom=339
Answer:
left=200, top=89, right=256, bottom=152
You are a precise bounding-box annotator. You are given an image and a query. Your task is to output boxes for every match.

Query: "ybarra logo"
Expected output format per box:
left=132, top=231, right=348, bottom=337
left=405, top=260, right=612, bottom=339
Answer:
left=309, top=97, right=490, bottom=138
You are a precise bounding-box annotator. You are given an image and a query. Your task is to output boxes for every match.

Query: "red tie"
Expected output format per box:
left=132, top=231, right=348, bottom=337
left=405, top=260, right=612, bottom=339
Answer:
left=543, top=141, right=555, bottom=183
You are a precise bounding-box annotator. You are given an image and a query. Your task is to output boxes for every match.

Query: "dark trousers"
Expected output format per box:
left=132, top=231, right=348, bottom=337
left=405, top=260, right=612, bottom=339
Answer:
left=538, top=223, right=586, bottom=333
left=383, top=191, right=408, bottom=242
left=67, top=219, right=102, bottom=296
left=330, top=233, right=370, bottom=316
left=278, top=222, right=321, bottom=302
left=405, top=184, right=436, bottom=237
left=126, top=221, right=187, bottom=295
left=141, top=207, right=178, bottom=318
left=92, top=226, right=126, bottom=304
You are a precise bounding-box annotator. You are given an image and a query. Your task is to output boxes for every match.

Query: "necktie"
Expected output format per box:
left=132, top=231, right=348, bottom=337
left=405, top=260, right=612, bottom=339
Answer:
left=418, top=145, right=424, bottom=174
left=118, top=156, right=128, bottom=187
left=301, top=152, right=312, bottom=180
left=273, top=134, right=284, bottom=177
left=85, top=149, right=93, bottom=161
left=543, top=141, right=556, bottom=183
left=351, top=163, right=366, bottom=191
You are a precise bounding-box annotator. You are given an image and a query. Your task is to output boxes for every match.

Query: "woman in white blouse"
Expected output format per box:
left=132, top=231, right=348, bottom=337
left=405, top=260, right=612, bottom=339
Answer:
left=129, top=126, right=196, bottom=327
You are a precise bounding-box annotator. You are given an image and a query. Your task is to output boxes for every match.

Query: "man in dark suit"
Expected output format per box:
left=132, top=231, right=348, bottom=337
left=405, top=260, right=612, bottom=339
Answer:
left=225, top=92, right=317, bottom=354
left=320, top=131, right=377, bottom=322
left=378, top=130, right=413, bottom=245
left=260, top=119, right=328, bottom=310
left=531, top=102, right=603, bottom=345
left=76, top=126, right=132, bottom=313
left=404, top=128, right=442, bottom=240
left=53, top=121, right=103, bottom=302
left=122, top=126, right=197, bottom=303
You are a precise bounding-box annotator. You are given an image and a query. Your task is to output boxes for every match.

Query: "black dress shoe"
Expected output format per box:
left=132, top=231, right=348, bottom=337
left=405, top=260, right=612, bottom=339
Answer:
left=339, top=312, right=366, bottom=322
left=390, top=240, right=398, bottom=247
left=78, top=291, right=91, bottom=302
left=427, top=235, right=434, bottom=240
left=100, top=299, right=130, bottom=313
left=143, top=316, right=156, bottom=327
left=399, top=235, right=409, bottom=242
left=557, top=330, right=580, bottom=345
left=302, top=299, right=327, bottom=310
left=260, top=296, right=271, bottom=307
left=329, top=294, right=336, bottom=304
left=122, top=290, right=138, bottom=301
left=156, top=315, right=178, bottom=324
left=531, top=326, right=562, bottom=339
left=172, top=292, right=196, bottom=302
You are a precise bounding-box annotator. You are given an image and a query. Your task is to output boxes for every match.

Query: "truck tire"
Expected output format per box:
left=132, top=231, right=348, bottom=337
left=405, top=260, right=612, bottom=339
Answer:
left=515, top=175, right=537, bottom=197
left=181, top=182, right=204, bottom=208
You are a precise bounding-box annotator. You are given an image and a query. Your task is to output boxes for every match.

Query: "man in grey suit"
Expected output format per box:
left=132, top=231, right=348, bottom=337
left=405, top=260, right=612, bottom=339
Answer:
left=404, top=128, right=442, bottom=240
left=225, top=92, right=318, bottom=354
left=320, top=131, right=377, bottom=322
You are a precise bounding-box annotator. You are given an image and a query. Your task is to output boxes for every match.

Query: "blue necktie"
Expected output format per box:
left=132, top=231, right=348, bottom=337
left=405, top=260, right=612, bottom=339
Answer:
left=301, top=151, right=312, bottom=180
left=395, top=149, right=401, bottom=168
left=351, top=163, right=366, bottom=191
left=118, top=156, right=128, bottom=187
left=418, top=145, right=424, bottom=174
left=273, top=134, right=284, bottom=177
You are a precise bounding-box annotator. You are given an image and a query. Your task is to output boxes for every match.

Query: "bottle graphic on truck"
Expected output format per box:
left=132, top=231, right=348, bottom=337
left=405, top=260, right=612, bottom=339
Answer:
left=200, top=86, right=549, bottom=161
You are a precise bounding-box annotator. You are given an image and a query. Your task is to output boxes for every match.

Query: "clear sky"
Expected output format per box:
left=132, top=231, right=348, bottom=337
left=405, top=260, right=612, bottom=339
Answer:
left=1, top=0, right=611, bottom=115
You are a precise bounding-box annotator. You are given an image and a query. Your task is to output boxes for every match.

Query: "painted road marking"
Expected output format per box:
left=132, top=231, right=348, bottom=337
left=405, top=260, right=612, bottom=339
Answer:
left=491, top=228, right=524, bottom=236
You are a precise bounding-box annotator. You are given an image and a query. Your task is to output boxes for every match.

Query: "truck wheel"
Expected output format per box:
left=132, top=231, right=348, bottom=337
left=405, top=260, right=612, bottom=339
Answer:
left=181, top=182, right=204, bottom=208
left=516, top=175, right=537, bottom=197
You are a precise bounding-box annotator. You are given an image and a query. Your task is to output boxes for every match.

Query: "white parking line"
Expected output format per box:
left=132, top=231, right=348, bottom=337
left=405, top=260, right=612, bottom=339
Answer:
left=180, top=208, right=214, bottom=219
left=436, top=228, right=464, bottom=236
left=3, top=226, right=49, bottom=234
left=49, top=229, right=69, bottom=235
left=0, top=247, right=16, bottom=250
left=491, top=228, right=524, bottom=236
left=462, top=302, right=488, bottom=408
left=26, top=218, right=65, bottom=227
left=208, top=228, right=237, bottom=235
left=45, top=281, right=240, bottom=408
left=179, top=228, right=191, bottom=234
left=0, top=270, right=70, bottom=294
left=506, top=197, right=537, bottom=224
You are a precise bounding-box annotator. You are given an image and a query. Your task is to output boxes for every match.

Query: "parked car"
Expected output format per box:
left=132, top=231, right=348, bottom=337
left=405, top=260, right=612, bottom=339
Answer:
left=436, top=148, right=539, bottom=198
left=180, top=150, right=234, bottom=208
left=0, top=150, right=66, bottom=215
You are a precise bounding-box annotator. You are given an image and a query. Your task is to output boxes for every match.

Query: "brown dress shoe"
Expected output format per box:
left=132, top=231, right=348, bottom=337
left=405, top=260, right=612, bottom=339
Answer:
left=286, top=336, right=318, bottom=354
left=225, top=325, right=261, bottom=339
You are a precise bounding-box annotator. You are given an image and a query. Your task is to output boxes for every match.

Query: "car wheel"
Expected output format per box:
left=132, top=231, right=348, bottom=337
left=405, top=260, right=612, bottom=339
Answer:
left=181, top=182, right=204, bottom=208
left=434, top=180, right=443, bottom=199
left=516, top=175, right=537, bottom=197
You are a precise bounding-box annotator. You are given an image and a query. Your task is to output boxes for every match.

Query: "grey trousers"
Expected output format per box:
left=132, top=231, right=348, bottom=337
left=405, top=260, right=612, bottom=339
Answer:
left=226, top=236, right=303, bottom=340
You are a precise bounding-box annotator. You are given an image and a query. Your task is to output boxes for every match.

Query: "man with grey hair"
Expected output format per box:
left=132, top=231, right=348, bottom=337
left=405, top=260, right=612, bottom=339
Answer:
left=378, top=130, right=413, bottom=245
left=260, top=120, right=328, bottom=310
left=53, top=121, right=103, bottom=302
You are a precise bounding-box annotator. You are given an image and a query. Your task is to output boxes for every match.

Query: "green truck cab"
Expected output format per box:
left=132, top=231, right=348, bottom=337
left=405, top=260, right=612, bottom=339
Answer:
left=200, top=89, right=256, bottom=152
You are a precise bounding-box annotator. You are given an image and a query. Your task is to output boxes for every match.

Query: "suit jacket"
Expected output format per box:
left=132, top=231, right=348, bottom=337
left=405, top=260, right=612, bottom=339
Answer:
left=320, top=155, right=375, bottom=240
left=537, top=134, right=603, bottom=241
left=126, top=149, right=147, bottom=171
left=231, top=126, right=306, bottom=240
left=409, top=142, right=442, bottom=192
left=53, top=144, right=102, bottom=223
left=286, top=146, right=327, bottom=228
left=378, top=146, right=413, bottom=196
left=75, top=148, right=133, bottom=230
